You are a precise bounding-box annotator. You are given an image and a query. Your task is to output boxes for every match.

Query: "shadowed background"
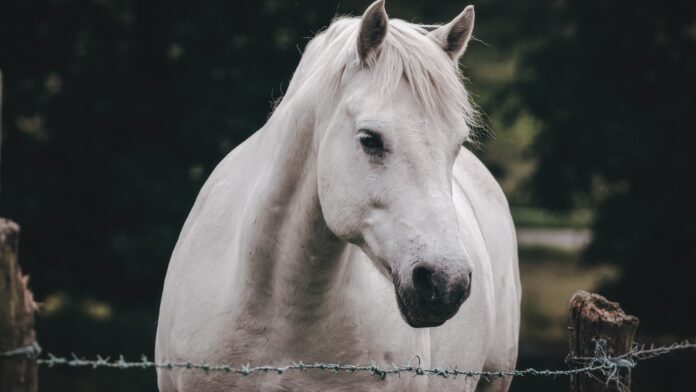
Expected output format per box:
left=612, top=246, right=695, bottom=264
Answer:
left=1, top=0, right=694, bottom=390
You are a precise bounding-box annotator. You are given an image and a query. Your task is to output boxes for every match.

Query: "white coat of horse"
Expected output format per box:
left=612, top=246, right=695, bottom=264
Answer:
left=156, top=2, right=520, bottom=391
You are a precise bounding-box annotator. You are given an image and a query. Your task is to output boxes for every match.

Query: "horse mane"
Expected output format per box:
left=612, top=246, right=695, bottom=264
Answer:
left=290, top=16, right=481, bottom=140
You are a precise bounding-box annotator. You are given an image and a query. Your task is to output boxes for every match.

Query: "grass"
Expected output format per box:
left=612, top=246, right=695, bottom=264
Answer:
left=518, top=244, right=617, bottom=342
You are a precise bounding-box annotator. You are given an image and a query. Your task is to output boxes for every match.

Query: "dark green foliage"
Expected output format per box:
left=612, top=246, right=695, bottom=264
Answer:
left=517, top=0, right=696, bottom=335
left=0, top=0, right=344, bottom=304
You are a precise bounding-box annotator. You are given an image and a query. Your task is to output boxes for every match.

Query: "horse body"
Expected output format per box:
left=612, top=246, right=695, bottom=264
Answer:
left=156, top=3, right=520, bottom=391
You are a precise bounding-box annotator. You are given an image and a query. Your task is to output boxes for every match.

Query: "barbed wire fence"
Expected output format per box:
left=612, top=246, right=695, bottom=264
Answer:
left=1, top=339, right=695, bottom=386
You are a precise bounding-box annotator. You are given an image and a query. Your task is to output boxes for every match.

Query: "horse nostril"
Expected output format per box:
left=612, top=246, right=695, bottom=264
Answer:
left=461, top=271, right=473, bottom=301
left=412, top=264, right=434, bottom=293
left=411, top=263, right=447, bottom=299
left=446, top=270, right=472, bottom=306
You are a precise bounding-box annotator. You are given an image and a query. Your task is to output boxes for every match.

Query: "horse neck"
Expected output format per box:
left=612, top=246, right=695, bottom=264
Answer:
left=238, top=97, right=350, bottom=324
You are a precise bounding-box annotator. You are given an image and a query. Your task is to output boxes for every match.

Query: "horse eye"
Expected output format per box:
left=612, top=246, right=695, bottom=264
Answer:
left=358, top=130, right=384, bottom=153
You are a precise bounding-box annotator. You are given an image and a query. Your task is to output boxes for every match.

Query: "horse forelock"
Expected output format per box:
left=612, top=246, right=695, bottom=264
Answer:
left=301, top=16, right=481, bottom=140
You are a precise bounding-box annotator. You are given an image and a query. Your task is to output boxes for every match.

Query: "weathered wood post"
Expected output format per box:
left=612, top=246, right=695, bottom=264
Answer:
left=1, top=219, right=39, bottom=392
left=0, top=69, right=3, bottom=178
left=568, top=290, right=639, bottom=392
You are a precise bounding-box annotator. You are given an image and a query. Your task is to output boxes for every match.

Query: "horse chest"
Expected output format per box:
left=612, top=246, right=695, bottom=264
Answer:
left=223, top=263, right=431, bottom=366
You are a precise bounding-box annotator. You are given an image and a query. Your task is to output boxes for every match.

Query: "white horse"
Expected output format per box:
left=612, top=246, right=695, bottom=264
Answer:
left=156, top=2, right=520, bottom=391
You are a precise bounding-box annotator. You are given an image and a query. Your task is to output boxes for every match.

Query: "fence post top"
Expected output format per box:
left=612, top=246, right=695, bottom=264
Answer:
left=570, top=290, right=639, bottom=327
left=0, top=217, right=20, bottom=235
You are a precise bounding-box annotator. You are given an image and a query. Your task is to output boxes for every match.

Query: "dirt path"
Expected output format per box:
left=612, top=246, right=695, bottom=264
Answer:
left=516, top=228, right=591, bottom=251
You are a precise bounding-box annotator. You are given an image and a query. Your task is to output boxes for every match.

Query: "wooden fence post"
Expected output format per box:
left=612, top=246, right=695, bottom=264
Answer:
left=1, top=219, right=39, bottom=392
left=569, top=290, right=639, bottom=392
left=1, top=69, right=3, bottom=179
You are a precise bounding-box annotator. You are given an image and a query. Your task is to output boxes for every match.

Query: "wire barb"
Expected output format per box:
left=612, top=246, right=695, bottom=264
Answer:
left=0, top=342, right=41, bottom=359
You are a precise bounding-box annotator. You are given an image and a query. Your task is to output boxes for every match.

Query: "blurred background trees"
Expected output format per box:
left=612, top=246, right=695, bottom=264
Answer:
left=1, top=0, right=694, bottom=390
left=513, top=0, right=696, bottom=335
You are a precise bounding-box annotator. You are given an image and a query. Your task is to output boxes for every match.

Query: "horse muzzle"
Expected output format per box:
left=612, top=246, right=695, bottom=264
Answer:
left=394, top=261, right=472, bottom=328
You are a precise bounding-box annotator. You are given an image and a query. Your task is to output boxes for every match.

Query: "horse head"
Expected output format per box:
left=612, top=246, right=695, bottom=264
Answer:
left=304, top=1, right=478, bottom=328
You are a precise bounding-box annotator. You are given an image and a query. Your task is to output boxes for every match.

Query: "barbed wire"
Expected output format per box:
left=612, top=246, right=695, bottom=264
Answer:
left=1, top=340, right=694, bottom=384
left=0, top=342, right=41, bottom=359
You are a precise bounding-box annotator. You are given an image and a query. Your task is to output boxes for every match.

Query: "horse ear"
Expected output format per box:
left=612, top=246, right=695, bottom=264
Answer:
left=429, top=5, right=475, bottom=61
left=358, top=0, right=388, bottom=66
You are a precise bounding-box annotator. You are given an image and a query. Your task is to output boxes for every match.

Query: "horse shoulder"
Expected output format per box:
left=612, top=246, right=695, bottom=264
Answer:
left=452, top=147, right=521, bottom=379
left=156, top=131, right=265, bottom=362
left=452, top=147, right=520, bottom=301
